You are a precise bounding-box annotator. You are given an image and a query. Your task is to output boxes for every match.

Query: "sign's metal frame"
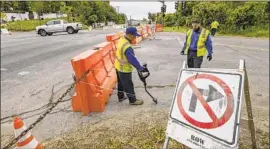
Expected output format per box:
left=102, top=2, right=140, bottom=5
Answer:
left=163, top=59, right=257, bottom=149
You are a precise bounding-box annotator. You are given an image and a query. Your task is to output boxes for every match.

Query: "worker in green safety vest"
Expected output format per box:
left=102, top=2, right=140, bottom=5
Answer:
left=210, top=20, right=219, bottom=36
left=180, top=19, right=213, bottom=68
left=114, top=27, right=147, bottom=105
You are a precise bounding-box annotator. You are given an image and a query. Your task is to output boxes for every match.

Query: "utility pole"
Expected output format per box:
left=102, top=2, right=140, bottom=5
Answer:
left=129, top=15, right=132, bottom=26
left=159, top=1, right=166, bottom=25
left=115, top=6, right=120, bottom=24
left=175, top=1, right=179, bottom=29
left=115, top=6, right=120, bottom=13
left=181, top=1, right=186, bottom=16
left=159, top=1, right=166, bottom=17
left=93, top=2, right=97, bottom=28
left=175, top=1, right=179, bottom=11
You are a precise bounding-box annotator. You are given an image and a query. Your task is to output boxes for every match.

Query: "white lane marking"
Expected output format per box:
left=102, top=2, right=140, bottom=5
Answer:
left=176, top=36, right=184, bottom=46
left=18, top=71, right=30, bottom=76
left=1, top=68, right=8, bottom=71
left=214, top=43, right=269, bottom=51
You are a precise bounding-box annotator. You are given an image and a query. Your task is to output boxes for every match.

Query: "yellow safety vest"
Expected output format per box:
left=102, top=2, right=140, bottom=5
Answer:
left=211, top=21, right=219, bottom=29
left=184, top=28, right=210, bottom=57
left=114, top=37, right=133, bottom=73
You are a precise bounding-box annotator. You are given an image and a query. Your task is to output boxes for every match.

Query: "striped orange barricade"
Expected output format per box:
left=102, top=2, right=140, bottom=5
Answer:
left=71, top=42, right=117, bottom=115
left=142, top=26, right=148, bottom=38
left=131, top=28, right=142, bottom=45
left=146, top=25, right=152, bottom=36
left=106, top=33, right=121, bottom=58
left=155, top=24, right=164, bottom=32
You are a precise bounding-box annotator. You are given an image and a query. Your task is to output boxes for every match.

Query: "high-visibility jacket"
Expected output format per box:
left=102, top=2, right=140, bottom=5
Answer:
left=211, top=21, right=219, bottom=29
left=184, top=28, right=210, bottom=57
left=114, top=37, right=133, bottom=73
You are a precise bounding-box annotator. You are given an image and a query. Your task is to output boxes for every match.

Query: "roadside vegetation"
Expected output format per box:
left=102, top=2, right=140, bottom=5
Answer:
left=42, top=108, right=269, bottom=149
left=1, top=1, right=126, bottom=31
left=150, top=2, right=269, bottom=38
left=4, top=18, right=89, bottom=32
left=164, top=26, right=269, bottom=38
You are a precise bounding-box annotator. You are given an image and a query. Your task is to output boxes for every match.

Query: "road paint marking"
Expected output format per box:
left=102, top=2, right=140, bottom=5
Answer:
left=214, top=43, right=268, bottom=51
left=176, top=36, right=184, bottom=46
left=18, top=71, right=30, bottom=76
left=1, top=68, right=8, bottom=71
left=176, top=37, right=268, bottom=51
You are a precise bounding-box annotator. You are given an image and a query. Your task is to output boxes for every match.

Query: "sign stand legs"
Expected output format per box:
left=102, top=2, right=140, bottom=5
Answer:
left=163, top=136, right=170, bottom=149
left=239, top=59, right=257, bottom=149
left=163, top=61, right=188, bottom=149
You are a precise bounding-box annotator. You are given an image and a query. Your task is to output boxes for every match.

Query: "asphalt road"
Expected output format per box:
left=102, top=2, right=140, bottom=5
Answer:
left=1, top=31, right=269, bottom=146
left=1, top=29, right=123, bottom=112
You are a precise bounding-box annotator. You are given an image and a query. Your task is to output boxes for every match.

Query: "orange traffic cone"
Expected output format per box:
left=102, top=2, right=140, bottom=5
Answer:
left=13, top=117, right=42, bottom=149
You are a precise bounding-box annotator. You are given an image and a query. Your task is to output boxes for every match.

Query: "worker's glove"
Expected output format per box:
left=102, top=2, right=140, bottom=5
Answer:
left=140, top=66, right=148, bottom=72
left=207, top=55, right=212, bottom=61
left=180, top=50, right=184, bottom=55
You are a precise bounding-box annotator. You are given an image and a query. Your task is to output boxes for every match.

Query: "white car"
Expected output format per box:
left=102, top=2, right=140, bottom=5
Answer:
left=36, top=20, right=82, bottom=36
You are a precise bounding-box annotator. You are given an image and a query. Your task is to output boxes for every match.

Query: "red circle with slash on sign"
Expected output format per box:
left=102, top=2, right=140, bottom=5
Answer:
left=177, top=74, right=234, bottom=129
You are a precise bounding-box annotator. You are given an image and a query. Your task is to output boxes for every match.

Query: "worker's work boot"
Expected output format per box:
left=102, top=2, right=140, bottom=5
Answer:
left=129, top=99, right=144, bottom=105
left=118, top=96, right=127, bottom=102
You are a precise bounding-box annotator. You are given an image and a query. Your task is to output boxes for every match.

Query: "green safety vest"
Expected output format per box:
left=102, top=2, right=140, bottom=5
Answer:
left=114, top=37, right=133, bottom=73
left=184, top=28, right=210, bottom=57
left=211, top=21, right=219, bottom=29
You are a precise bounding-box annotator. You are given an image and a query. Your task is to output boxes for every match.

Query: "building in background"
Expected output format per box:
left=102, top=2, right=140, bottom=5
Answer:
left=1, top=12, right=67, bottom=22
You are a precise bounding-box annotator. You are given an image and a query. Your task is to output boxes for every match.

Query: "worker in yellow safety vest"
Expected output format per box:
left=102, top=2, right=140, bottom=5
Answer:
left=210, top=20, right=219, bottom=36
left=114, top=27, right=147, bottom=105
left=180, top=19, right=213, bottom=68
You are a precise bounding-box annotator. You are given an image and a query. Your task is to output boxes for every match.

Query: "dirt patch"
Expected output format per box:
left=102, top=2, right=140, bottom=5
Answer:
left=1, top=134, right=14, bottom=148
left=42, top=108, right=184, bottom=149
left=41, top=107, right=269, bottom=149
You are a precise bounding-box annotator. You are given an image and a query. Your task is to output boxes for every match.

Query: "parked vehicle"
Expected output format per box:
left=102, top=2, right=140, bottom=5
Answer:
left=36, top=20, right=82, bottom=36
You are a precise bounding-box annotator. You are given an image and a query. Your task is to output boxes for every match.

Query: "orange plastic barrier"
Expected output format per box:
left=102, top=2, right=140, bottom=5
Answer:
left=155, top=24, right=164, bottom=32
left=142, top=27, right=148, bottom=38
left=137, top=28, right=142, bottom=36
left=146, top=25, right=152, bottom=36
left=116, top=31, right=125, bottom=37
left=71, top=42, right=117, bottom=115
left=107, top=30, right=143, bottom=46
left=106, top=33, right=120, bottom=51
left=132, top=36, right=142, bottom=45
left=131, top=28, right=143, bottom=44
left=106, top=34, right=120, bottom=43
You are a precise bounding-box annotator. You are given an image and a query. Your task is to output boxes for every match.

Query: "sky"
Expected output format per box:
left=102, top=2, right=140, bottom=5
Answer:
left=110, top=2, right=176, bottom=20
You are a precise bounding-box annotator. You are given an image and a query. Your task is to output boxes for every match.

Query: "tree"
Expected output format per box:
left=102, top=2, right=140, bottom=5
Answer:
left=116, top=13, right=127, bottom=24
left=228, top=2, right=267, bottom=30
left=1, top=12, right=7, bottom=20
left=0, top=1, right=19, bottom=12
left=30, top=1, right=44, bottom=21
left=266, top=1, right=270, bottom=14
left=159, top=1, right=268, bottom=31
left=88, top=14, right=98, bottom=25
left=156, top=13, right=163, bottom=24
left=17, top=1, right=30, bottom=12
left=0, top=1, right=129, bottom=26
left=60, top=2, right=73, bottom=22
left=164, top=13, right=176, bottom=26
left=148, top=12, right=156, bottom=22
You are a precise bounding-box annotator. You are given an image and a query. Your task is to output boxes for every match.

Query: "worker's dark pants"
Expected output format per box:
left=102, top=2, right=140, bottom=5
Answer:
left=211, top=28, right=217, bottom=36
left=187, top=50, right=203, bottom=68
left=116, top=70, right=136, bottom=103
